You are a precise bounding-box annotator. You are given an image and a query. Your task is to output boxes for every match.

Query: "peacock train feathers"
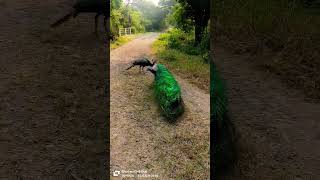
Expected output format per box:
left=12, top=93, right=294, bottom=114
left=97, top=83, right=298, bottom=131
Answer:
left=211, top=62, right=236, bottom=174
left=148, top=64, right=184, bottom=119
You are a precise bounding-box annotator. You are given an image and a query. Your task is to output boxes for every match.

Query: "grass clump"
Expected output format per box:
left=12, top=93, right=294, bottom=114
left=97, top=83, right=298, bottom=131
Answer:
left=153, top=29, right=210, bottom=90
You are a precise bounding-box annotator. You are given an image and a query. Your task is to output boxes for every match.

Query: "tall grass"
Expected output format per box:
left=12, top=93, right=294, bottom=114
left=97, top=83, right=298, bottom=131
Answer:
left=213, top=0, right=320, bottom=99
left=152, top=29, right=210, bottom=90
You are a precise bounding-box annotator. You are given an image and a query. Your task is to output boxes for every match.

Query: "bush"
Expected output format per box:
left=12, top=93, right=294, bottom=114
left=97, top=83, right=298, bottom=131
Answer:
left=163, top=28, right=210, bottom=58
left=158, top=49, right=177, bottom=62
left=152, top=29, right=210, bottom=90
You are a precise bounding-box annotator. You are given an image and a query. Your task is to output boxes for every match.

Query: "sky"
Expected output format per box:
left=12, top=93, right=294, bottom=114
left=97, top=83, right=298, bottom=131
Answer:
left=150, top=0, right=159, bottom=6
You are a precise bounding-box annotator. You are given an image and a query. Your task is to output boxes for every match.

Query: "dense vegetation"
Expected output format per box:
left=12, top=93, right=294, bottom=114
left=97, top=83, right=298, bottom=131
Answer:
left=110, top=0, right=168, bottom=39
left=153, top=29, right=210, bottom=89
left=110, top=2, right=210, bottom=90
left=174, top=0, right=210, bottom=43
left=213, top=0, right=320, bottom=99
left=153, top=0, right=210, bottom=90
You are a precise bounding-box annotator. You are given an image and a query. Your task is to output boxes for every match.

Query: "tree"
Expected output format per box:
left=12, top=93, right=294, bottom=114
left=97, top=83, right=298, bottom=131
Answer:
left=110, top=0, right=147, bottom=38
left=131, top=0, right=168, bottom=31
left=176, top=0, right=210, bottom=43
left=167, top=3, right=193, bottom=31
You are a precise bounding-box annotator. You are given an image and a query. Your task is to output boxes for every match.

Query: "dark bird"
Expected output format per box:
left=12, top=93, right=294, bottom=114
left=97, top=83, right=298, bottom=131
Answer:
left=126, top=58, right=156, bottom=72
left=51, top=0, right=109, bottom=34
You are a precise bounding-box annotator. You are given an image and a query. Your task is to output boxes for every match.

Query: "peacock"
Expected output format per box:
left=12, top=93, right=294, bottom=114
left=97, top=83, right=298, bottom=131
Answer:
left=51, top=0, right=108, bottom=34
left=211, top=62, right=236, bottom=175
left=147, top=64, right=184, bottom=120
left=126, top=58, right=156, bottom=72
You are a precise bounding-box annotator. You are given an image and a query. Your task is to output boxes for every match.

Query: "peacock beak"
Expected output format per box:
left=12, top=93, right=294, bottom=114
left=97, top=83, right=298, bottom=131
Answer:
left=146, top=67, right=156, bottom=75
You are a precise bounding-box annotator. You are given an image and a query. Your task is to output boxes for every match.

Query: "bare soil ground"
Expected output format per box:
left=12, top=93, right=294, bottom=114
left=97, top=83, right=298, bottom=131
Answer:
left=214, top=47, right=320, bottom=179
left=110, top=33, right=210, bottom=179
left=0, top=0, right=108, bottom=179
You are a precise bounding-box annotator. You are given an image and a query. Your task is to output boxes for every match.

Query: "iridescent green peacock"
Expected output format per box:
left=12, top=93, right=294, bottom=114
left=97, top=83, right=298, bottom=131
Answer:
left=211, top=62, right=236, bottom=174
left=147, top=64, right=184, bottom=119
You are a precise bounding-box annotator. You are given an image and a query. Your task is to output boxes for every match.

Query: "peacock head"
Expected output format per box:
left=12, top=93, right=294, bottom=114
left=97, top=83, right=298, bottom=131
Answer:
left=146, top=63, right=158, bottom=75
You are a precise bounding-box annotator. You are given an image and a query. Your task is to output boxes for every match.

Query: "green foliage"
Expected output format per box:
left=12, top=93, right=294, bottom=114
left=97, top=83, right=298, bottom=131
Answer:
left=110, top=0, right=148, bottom=38
left=152, top=30, right=210, bottom=90
left=171, top=0, right=210, bottom=43
left=162, top=28, right=209, bottom=57
left=210, top=63, right=227, bottom=127
left=154, top=64, right=184, bottom=119
left=110, top=7, right=123, bottom=38
left=130, top=10, right=146, bottom=33
left=157, top=49, right=177, bottom=62
left=111, top=0, right=169, bottom=39
left=111, top=0, right=122, bottom=9
left=167, top=3, right=194, bottom=31
left=132, top=0, right=168, bottom=31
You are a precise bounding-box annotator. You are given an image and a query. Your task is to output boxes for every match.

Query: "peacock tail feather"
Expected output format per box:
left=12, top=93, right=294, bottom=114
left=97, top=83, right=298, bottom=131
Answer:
left=154, top=64, right=184, bottom=119
left=211, top=62, right=236, bottom=174
left=211, top=63, right=227, bottom=122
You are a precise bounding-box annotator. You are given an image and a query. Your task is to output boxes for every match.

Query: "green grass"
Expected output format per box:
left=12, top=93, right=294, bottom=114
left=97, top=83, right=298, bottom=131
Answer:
left=152, top=30, right=210, bottom=91
left=110, top=34, right=138, bottom=50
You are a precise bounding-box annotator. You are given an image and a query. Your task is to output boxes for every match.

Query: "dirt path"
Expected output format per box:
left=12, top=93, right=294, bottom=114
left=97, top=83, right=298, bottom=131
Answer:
left=214, top=47, right=320, bottom=179
left=0, top=1, right=107, bottom=179
left=110, top=33, right=210, bottom=179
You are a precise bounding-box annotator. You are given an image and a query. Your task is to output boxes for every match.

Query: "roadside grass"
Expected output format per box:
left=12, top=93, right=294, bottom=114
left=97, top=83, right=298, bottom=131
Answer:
left=111, top=34, right=139, bottom=50
left=152, top=30, right=210, bottom=91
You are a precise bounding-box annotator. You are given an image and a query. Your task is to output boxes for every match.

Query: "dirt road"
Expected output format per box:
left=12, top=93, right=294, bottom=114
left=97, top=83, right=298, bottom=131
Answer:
left=110, top=33, right=210, bottom=179
left=1, top=0, right=108, bottom=179
left=214, top=47, right=320, bottom=179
